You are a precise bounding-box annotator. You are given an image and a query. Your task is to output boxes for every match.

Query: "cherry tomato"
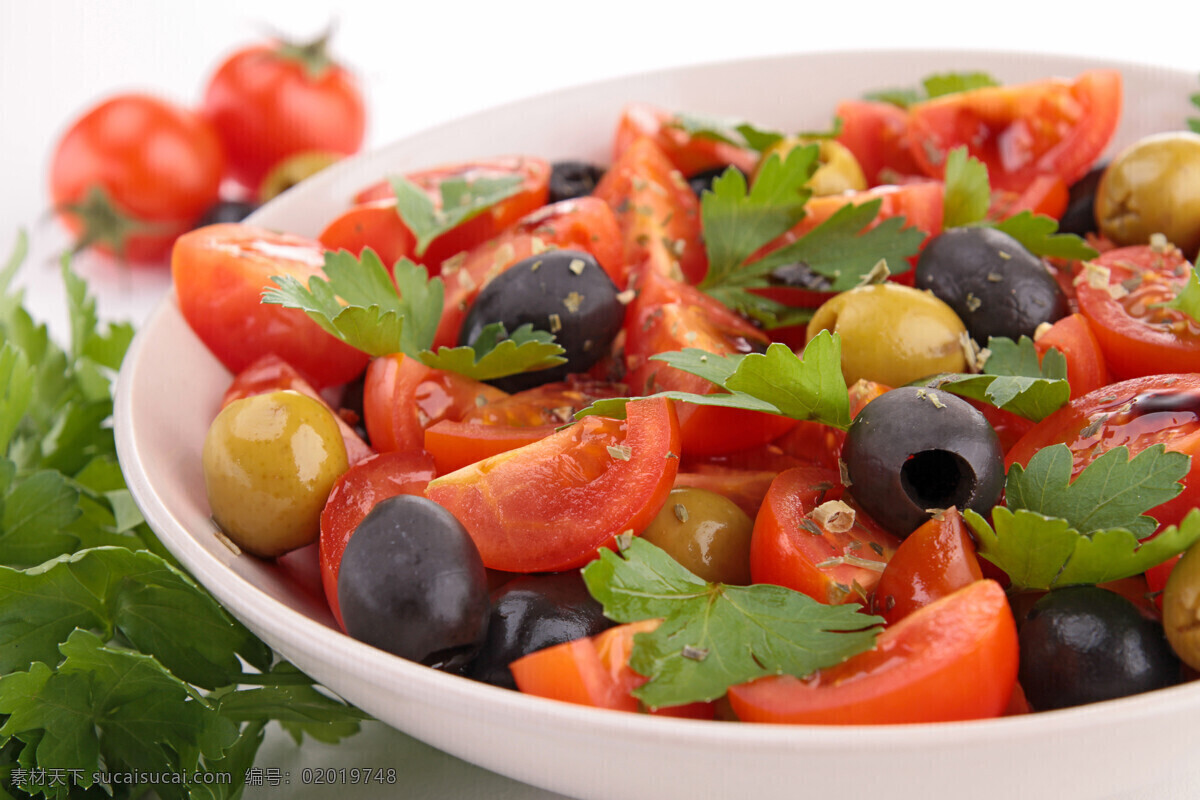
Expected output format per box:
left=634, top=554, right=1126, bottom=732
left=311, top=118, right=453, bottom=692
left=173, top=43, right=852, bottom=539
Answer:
left=319, top=451, right=438, bottom=629
left=871, top=507, right=984, bottom=626
left=1033, top=312, right=1110, bottom=398
left=50, top=94, right=223, bottom=263
left=1006, top=374, right=1200, bottom=530
left=625, top=270, right=796, bottom=457
left=318, top=199, right=415, bottom=271
left=172, top=224, right=370, bottom=389
left=612, top=103, right=759, bottom=178
left=727, top=579, right=1018, bottom=725
left=511, top=618, right=714, bottom=718
left=906, top=70, right=1122, bottom=193
left=749, top=466, right=900, bottom=605
left=593, top=137, right=708, bottom=284
left=425, top=397, right=680, bottom=573
left=202, top=35, right=365, bottom=191
left=834, top=99, right=925, bottom=185
left=1073, top=244, right=1200, bottom=379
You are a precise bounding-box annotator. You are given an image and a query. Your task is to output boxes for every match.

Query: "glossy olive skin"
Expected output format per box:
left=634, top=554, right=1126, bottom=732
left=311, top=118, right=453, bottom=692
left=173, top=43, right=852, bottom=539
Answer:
left=1096, top=131, right=1200, bottom=259
left=467, top=571, right=613, bottom=689
left=641, top=486, right=754, bottom=584
left=1019, top=586, right=1181, bottom=711
left=548, top=160, right=605, bottom=203
left=840, top=387, right=1004, bottom=539
left=202, top=390, right=348, bottom=557
left=338, top=495, right=490, bottom=672
left=757, top=137, right=867, bottom=196
left=1057, top=163, right=1106, bottom=237
left=1162, top=541, right=1200, bottom=670
left=915, top=226, right=1067, bottom=344
left=806, top=283, right=969, bottom=387
left=459, top=249, right=624, bottom=393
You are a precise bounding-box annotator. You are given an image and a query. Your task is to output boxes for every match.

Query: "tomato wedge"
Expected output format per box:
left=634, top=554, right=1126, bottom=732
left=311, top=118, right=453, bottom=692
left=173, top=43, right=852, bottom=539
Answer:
left=425, top=397, right=681, bottom=573
left=171, top=223, right=370, bottom=389
left=727, top=579, right=1018, bottom=725
left=1032, top=312, right=1110, bottom=397
left=834, top=99, right=925, bottom=186
left=1073, top=244, right=1200, bottom=379
left=907, top=70, right=1122, bottom=193
left=612, top=103, right=759, bottom=178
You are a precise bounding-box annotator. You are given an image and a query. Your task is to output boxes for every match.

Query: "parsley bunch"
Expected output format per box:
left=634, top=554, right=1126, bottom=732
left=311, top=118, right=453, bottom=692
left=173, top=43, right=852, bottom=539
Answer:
left=0, top=233, right=367, bottom=800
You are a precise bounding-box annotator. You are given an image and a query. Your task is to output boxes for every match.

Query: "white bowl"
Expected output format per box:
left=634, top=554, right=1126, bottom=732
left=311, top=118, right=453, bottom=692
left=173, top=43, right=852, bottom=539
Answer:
left=115, top=49, right=1200, bottom=800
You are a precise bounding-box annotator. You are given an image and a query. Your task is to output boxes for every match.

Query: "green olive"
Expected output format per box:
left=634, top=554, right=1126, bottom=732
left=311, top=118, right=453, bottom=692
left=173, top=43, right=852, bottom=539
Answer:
left=1095, top=131, right=1200, bottom=259
left=756, top=137, right=867, bottom=197
left=806, top=283, right=969, bottom=387
left=641, top=487, right=753, bottom=585
left=202, top=390, right=349, bottom=558
left=1162, top=541, right=1200, bottom=670
left=258, top=150, right=343, bottom=202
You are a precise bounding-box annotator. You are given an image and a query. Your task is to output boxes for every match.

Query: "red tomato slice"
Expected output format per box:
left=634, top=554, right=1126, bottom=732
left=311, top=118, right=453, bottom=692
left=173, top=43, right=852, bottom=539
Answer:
left=1033, top=312, right=1110, bottom=398
left=362, top=353, right=508, bottom=454
left=593, top=137, right=708, bottom=284
left=727, top=579, right=1017, bottom=725
left=672, top=466, right=779, bottom=520
left=1006, top=374, right=1200, bottom=530
left=988, top=174, right=1069, bottom=221
left=425, top=397, right=680, bottom=573
left=907, top=70, right=1122, bottom=193
left=318, top=451, right=437, bottom=628
left=511, top=618, right=715, bottom=718
left=834, top=99, right=925, bottom=186
left=318, top=199, right=416, bottom=271
left=871, top=507, right=984, bottom=626
left=221, top=354, right=374, bottom=465
left=625, top=270, right=796, bottom=457
left=433, top=197, right=624, bottom=348
left=172, top=224, right=370, bottom=389
left=1073, top=245, right=1200, bottom=379
left=749, top=466, right=901, bottom=605
left=612, top=103, right=759, bottom=178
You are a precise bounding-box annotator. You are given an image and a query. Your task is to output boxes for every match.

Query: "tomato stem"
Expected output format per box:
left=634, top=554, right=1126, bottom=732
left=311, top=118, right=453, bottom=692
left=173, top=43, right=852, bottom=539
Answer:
left=56, top=185, right=170, bottom=262
left=276, top=24, right=336, bottom=80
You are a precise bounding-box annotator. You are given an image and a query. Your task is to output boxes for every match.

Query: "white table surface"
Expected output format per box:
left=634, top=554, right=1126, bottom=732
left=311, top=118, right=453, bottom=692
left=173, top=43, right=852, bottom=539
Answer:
left=3, top=2, right=1199, bottom=798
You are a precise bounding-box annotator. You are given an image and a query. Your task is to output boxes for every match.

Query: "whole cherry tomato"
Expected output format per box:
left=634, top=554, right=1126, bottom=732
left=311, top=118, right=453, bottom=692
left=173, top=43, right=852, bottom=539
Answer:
left=49, top=94, right=224, bottom=263
left=202, top=32, right=366, bottom=192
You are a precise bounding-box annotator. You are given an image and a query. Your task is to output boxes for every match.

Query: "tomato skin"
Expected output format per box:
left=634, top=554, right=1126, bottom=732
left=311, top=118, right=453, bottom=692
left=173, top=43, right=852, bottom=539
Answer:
left=425, top=398, right=680, bottom=573
left=202, top=41, right=365, bottom=191
left=872, top=507, right=984, bottom=626
left=749, top=466, right=901, bottom=605
left=728, top=580, right=1017, bottom=725
left=989, top=174, right=1070, bottom=221
left=1006, top=374, right=1200, bottom=530
left=318, top=200, right=416, bottom=271
left=1074, top=245, right=1200, bottom=379
left=50, top=94, right=224, bottom=263
left=1033, top=312, right=1110, bottom=398
left=612, top=103, right=759, bottom=178
left=593, top=137, right=708, bottom=284
left=362, top=353, right=507, bottom=455
left=907, top=70, right=1122, bottom=193
left=318, top=451, right=438, bottom=629
left=172, top=224, right=370, bottom=388
left=834, top=100, right=925, bottom=186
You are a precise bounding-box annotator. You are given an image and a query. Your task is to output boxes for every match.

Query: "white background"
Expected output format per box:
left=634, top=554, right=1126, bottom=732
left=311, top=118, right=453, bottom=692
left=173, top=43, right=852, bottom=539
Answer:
left=2, top=2, right=1198, bottom=798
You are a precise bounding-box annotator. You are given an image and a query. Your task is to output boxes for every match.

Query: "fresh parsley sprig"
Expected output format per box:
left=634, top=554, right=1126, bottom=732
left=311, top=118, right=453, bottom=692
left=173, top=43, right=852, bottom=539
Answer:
left=390, top=172, right=523, bottom=256
left=669, top=112, right=843, bottom=152
left=582, top=536, right=882, bottom=708
left=921, top=335, right=1071, bottom=422
left=262, top=247, right=566, bottom=380
left=963, top=443, right=1200, bottom=590
left=1154, top=262, right=1200, bottom=324
left=1188, top=78, right=1200, bottom=133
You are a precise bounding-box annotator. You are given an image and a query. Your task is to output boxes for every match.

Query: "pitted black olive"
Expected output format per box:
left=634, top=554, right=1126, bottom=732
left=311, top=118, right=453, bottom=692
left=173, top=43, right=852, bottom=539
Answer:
left=548, top=161, right=605, bottom=203
left=915, top=227, right=1068, bottom=344
left=688, top=166, right=748, bottom=197
left=338, top=495, right=490, bottom=672
left=460, top=250, right=624, bottom=393
left=840, top=387, right=1004, bottom=539
left=467, top=571, right=613, bottom=689
left=1057, top=163, right=1106, bottom=237
left=196, top=199, right=258, bottom=227
left=1019, top=586, right=1182, bottom=711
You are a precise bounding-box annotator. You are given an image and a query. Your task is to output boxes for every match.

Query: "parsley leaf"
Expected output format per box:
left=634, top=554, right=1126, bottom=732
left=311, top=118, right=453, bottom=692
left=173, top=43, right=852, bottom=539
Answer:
left=582, top=537, right=881, bottom=708
left=964, top=443, right=1200, bottom=590
left=942, top=147, right=991, bottom=228
left=1188, top=81, right=1200, bottom=133
left=419, top=322, right=566, bottom=380
left=390, top=173, right=523, bottom=256
left=993, top=211, right=1099, bottom=260
left=865, top=71, right=1001, bottom=109
left=1156, top=263, right=1200, bottom=323
left=669, top=112, right=786, bottom=152
left=920, top=336, right=1071, bottom=422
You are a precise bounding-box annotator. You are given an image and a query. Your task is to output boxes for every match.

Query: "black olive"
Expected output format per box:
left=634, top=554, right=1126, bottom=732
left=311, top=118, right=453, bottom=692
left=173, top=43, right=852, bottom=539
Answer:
left=466, top=571, right=613, bottom=690
left=460, top=250, right=624, bottom=393
left=915, top=227, right=1068, bottom=344
left=548, top=161, right=605, bottom=203
left=840, top=386, right=1004, bottom=539
left=1019, top=586, right=1181, bottom=711
left=1058, top=163, right=1107, bottom=237
left=196, top=200, right=258, bottom=227
left=338, top=495, right=489, bottom=672
left=688, top=165, right=747, bottom=197
left=767, top=261, right=834, bottom=292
